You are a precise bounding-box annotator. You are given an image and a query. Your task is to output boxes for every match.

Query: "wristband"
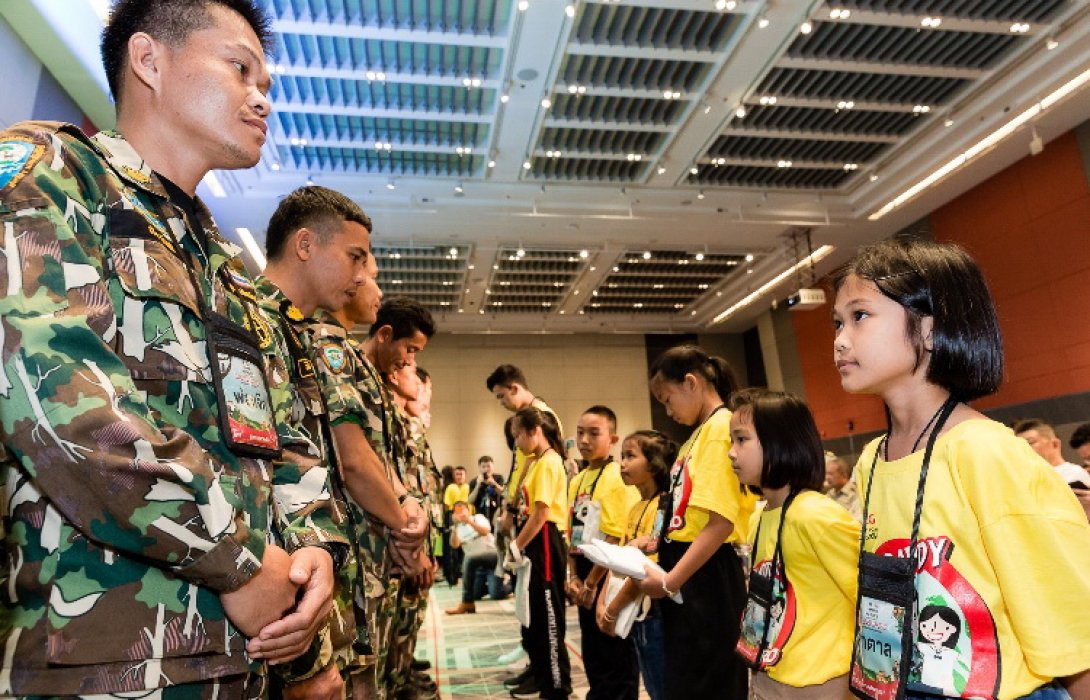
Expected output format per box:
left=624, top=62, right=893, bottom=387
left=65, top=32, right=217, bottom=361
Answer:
left=661, top=576, right=676, bottom=598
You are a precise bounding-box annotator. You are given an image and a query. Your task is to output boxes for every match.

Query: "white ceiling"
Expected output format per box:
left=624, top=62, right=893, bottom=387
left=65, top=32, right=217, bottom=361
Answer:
left=11, top=0, right=1090, bottom=332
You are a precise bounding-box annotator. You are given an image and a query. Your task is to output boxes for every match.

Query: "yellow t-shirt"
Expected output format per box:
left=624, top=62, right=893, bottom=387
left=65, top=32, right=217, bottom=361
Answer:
left=624, top=494, right=663, bottom=563
left=745, top=491, right=859, bottom=687
left=443, top=483, right=469, bottom=511
left=505, top=398, right=563, bottom=502
left=665, top=408, right=757, bottom=544
left=520, top=450, right=568, bottom=532
left=567, top=460, right=639, bottom=540
left=855, top=419, right=1090, bottom=699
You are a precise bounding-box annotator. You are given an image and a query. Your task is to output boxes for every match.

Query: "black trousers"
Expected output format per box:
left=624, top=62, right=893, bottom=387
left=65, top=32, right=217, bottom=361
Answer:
left=574, top=555, right=639, bottom=700
left=520, top=521, right=571, bottom=699
left=659, top=540, right=748, bottom=700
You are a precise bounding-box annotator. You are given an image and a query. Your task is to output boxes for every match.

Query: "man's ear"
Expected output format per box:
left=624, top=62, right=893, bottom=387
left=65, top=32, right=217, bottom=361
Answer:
left=293, top=228, right=315, bottom=261
left=127, top=32, right=166, bottom=94
left=375, top=324, right=394, bottom=343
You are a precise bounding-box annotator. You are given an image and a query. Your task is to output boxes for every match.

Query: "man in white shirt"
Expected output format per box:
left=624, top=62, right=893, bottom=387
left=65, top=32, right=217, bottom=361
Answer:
left=1014, top=418, right=1090, bottom=520
left=445, top=501, right=508, bottom=614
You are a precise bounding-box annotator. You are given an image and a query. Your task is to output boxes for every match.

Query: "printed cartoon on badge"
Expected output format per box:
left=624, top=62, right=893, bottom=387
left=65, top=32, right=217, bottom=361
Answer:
left=220, top=352, right=278, bottom=450
left=877, top=536, right=1000, bottom=699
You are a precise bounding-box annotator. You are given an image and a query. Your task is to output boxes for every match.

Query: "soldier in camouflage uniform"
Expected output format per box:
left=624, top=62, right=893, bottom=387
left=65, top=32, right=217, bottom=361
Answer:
left=0, top=2, right=336, bottom=696
left=253, top=186, right=384, bottom=699
left=384, top=363, right=438, bottom=700
left=310, top=297, right=434, bottom=700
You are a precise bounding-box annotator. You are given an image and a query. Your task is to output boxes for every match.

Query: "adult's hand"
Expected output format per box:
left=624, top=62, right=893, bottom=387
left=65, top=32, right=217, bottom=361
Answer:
left=220, top=544, right=298, bottom=637
left=247, top=547, right=334, bottom=664
left=281, top=663, right=343, bottom=700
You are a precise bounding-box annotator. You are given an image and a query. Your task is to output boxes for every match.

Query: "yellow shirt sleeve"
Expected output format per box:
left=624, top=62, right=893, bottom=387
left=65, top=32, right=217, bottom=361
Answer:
left=524, top=452, right=568, bottom=529
left=961, top=431, right=1090, bottom=679
left=597, top=462, right=636, bottom=539
left=674, top=411, right=756, bottom=543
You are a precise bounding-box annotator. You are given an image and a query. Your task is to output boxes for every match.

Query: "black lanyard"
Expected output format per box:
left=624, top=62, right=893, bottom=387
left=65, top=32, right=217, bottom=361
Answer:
left=630, top=495, right=659, bottom=542
left=857, top=396, right=958, bottom=558
left=659, top=404, right=725, bottom=548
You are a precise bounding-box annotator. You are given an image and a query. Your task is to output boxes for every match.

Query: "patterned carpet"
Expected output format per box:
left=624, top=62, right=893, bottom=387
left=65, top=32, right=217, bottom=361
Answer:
left=414, top=581, right=650, bottom=699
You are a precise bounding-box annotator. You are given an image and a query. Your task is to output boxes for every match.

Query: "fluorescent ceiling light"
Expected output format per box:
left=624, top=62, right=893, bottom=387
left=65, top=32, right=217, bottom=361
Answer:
left=236, top=228, right=266, bottom=270
left=869, top=67, right=1090, bottom=221
left=712, top=246, right=835, bottom=324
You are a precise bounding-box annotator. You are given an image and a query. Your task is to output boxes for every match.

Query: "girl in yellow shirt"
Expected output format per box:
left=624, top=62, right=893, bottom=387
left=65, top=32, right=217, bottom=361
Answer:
left=728, top=389, right=858, bottom=700
left=638, top=345, right=757, bottom=700
left=833, top=237, right=1090, bottom=700
left=597, top=429, right=678, bottom=700
left=508, top=406, right=571, bottom=700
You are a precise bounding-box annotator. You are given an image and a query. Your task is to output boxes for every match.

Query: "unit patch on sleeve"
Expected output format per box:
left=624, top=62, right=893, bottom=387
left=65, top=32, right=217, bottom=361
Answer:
left=0, top=141, right=43, bottom=193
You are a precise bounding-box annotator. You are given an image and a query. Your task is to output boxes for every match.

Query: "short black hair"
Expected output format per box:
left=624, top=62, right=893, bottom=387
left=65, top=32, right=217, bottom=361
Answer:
left=486, top=364, right=529, bottom=392
left=833, top=236, right=1003, bottom=402
left=454, top=465, right=466, bottom=472
left=582, top=405, right=617, bottom=433
left=623, top=430, right=677, bottom=494
left=478, top=455, right=493, bottom=465
left=649, top=344, right=738, bottom=401
left=370, top=297, right=436, bottom=340
left=503, top=416, right=518, bottom=452
left=1071, top=423, right=1090, bottom=451
left=729, top=389, right=824, bottom=492
left=101, top=0, right=273, bottom=104
left=918, top=605, right=961, bottom=648
left=1011, top=418, right=1055, bottom=438
left=265, top=186, right=372, bottom=260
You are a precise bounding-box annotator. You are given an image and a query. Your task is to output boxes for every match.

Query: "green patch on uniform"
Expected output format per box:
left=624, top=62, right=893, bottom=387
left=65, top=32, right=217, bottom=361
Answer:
left=321, top=342, right=347, bottom=373
left=0, top=140, right=43, bottom=192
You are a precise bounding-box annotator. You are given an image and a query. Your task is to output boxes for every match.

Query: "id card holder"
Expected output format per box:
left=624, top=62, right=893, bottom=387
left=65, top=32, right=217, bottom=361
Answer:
left=850, top=552, right=916, bottom=700
left=736, top=568, right=774, bottom=670
left=207, top=311, right=281, bottom=460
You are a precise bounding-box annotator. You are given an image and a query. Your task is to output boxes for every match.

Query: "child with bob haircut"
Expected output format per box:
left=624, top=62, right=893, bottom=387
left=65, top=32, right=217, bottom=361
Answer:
left=596, top=429, right=678, bottom=700
left=638, top=345, right=758, bottom=699
left=727, top=389, right=858, bottom=700
left=507, top=406, right=572, bottom=700
left=833, top=236, right=1090, bottom=700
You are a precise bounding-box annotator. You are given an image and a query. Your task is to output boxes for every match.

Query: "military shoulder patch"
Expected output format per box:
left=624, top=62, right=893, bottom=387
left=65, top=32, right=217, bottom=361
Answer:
left=320, top=342, right=347, bottom=373
left=0, top=140, right=43, bottom=193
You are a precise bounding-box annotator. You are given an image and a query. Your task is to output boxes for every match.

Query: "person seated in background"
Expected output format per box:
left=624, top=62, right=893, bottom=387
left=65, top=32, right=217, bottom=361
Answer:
left=1070, top=423, right=1090, bottom=469
left=445, top=501, right=509, bottom=614
left=823, top=452, right=862, bottom=522
left=1013, top=419, right=1090, bottom=488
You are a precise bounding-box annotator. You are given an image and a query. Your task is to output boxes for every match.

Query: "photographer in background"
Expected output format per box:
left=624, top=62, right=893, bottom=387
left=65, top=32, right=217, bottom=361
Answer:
left=470, top=455, right=506, bottom=523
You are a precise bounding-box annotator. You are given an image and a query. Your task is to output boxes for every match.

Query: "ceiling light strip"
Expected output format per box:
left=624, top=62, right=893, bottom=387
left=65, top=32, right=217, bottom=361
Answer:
left=711, top=245, right=835, bottom=325
left=868, top=67, right=1090, bottom=221
left=236, top=228, right=267, bottom=271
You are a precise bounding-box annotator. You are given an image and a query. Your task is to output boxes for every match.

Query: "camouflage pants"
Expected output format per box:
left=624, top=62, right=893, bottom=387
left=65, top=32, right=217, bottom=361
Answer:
left=345, top=541, right=393, bottom=700
left=384, top=578, right=428, bottom=693
left=371, top=575, right=401, bottom=699
left=9, top=673, right=265, bottom=700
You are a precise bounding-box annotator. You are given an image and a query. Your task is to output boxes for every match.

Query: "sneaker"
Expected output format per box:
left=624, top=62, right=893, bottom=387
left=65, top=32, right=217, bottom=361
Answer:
left=411, top=658, right=431, bottom=671
left=503, top=665, right=533, bottom=688
left=497, top=644, right=526, bottom=665
left=509, top=676, right=540, bottom=698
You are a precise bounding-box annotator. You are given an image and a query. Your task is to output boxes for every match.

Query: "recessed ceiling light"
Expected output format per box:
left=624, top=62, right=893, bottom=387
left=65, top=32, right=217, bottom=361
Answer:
left=800, top=21, right=812, bottom=34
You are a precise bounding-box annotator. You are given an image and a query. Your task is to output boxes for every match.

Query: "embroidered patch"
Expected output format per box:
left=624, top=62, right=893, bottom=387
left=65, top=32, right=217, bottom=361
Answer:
left=320, top=343, right=347, bottom=373
left=0, top=141, right=43, bottom=192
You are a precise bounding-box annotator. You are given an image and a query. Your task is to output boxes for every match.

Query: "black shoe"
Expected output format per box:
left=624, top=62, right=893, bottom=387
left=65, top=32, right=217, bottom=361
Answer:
left=413, top=671, right=436, bottom=689
left=411, top=658, right=431, bottom=671
left=509, top=676, right=540, bottom=699
left=503, top=665, right=533, bottom=687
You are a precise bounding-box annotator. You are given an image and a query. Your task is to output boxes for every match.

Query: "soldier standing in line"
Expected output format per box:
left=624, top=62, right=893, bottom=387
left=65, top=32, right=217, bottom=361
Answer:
left=309, top=295, right=435, bottom=700
left=0, top=1, right=335, bottom=696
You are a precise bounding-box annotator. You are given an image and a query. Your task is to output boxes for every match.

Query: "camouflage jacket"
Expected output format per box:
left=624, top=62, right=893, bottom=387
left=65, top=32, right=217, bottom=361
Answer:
left=253, top=276, right=357, bottom=677
left=0, top=122, right=276, bottom=694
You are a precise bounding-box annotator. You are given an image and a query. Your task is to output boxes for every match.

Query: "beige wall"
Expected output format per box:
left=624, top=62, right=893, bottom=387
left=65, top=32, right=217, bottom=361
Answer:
left=418, top=333, right=654, bottom=477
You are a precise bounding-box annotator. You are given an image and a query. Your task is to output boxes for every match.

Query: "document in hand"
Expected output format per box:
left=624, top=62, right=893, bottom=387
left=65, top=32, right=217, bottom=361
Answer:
left=576, top=538, right=683, bottom=603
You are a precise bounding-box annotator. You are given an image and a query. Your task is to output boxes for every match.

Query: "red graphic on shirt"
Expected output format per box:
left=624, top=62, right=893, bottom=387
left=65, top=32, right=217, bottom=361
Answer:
left=736, top=559, right=797, bottom=668
left=666, top=458, right=693, bottom=534
left=873, top=537, right=1000, bottom=699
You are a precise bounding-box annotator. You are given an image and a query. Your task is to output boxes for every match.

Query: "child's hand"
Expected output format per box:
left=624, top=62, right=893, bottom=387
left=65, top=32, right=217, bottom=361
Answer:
left=565, top=577, right=583, bottom=604
left=638, top=565, right=668, bottom=599
left=596, top=605, right=617, bottom=637
left=575, top=580, right=596, bottom=609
